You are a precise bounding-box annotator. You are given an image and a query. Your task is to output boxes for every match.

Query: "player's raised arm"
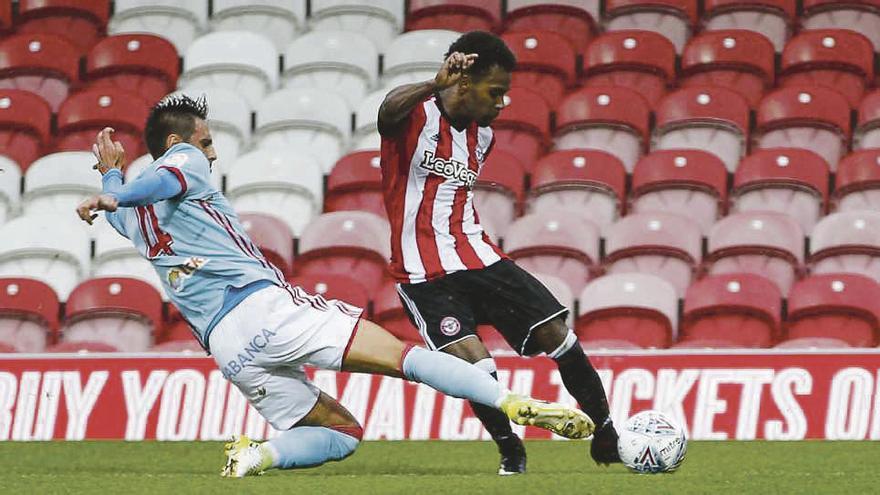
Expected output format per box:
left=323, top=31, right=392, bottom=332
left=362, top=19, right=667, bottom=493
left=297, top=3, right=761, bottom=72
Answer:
left=377, top=51, right=477, bottom=136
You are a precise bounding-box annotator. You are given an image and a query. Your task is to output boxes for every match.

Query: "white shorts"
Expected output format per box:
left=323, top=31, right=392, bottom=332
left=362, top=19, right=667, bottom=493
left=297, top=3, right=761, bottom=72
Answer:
left=208, top=285, right=363, bottom=430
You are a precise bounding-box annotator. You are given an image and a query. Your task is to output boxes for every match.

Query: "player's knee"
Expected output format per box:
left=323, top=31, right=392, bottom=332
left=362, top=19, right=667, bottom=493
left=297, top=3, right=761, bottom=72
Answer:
left=546, top=327, right=579, bottom=361
left=532, top=318, right=573, bottom=354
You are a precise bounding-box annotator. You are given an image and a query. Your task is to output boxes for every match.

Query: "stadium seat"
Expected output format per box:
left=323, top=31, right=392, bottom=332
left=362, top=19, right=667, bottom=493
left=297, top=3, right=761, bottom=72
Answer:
left=652, top=86, right=750, bottom=172
left=294, top=211, right=391, bottom=293
left=802, top=0, right=880, bottom=52
left=0, top=34, right=80, bottom=112
left=604, top=213, right=702, bottom=297
left=225, top=148, right=323, bottom=236
left=581, top=31, right=676, bottom=108
left=310, top=0, right=404, bottom=52
left=809, top=211, right=880, bottom=284
left=383, top=30, right=460, bottom=87
left=61, top=278, right=163, bottom=352
left=503, top=0, right=598, bottom=58
left=254, top=88, right=351, bottom=173
left=555, top=86, right=649, bottom=172
left=406, top=0, right=501, bottom=32
left=774, top=337, right=852, bottom=349
left=491, top=87, right=549, bottom=163
left=705, top=211, right=804, bottom=294
left=325, top=151, right=385, bottom=218
left=630, top=150, right=728, bottom=235
left=179, top=31, right=278, bottom=108
left=92, top=221, right=165, bottom=297
left=780, top=30, right=874, bottom=107
left=15, top=0, right=109, bottom=52
left=576, top=273, right=678, bottom=349
left=211, top=0, right=307, bottom=51
left=0, top=89, right=51, bottom=172
left=501, top=31, right=576, bottom=108
left=0, top=156, right=20, bottom=225
left=374, top=281, right=421, bottom=344
left=834, top=150, right=880, bottom=213
left=731, top=149, right=829, bottom=232
left=239, top=213, right=295, bottom=277
left=604, top=0, right=697, bottom=53
left=528, top=150, right=626, bottom=231
left=0, top=215, right=90, bottom=299
left=785, top=274, right=880, bottom=347
left=581, top=339, right=644, bottom=350
left=702, top=0, right=795, bottom=52
left=54, top=88, right=151, bottom=160
left=0, top=278, right=59, bottom=353
left=288, top=274, right=370, bottom=314
left=151, top=340, right=203, bottom=352
left=84, top=34, right=179, bottom=107
left=352, top=89, right=386, bottom=151
left=174, top=87, right=251, bottom=178
left=754, top=86, right=851, bottom=171
left=680, top=30, right=775, bottom=107
left=109, top=0, right=208, bottom=54
left=855, top=90, right=880, bottom=149
left=45, top=341, right=119, bottom=353
left=23, top=152, right=101, bottom=217
left=282, top=31, right=378, bottom=109
left=503, top=211, right=600, bottom=295
left=680, top=274, right=781, bottom=348
left=670, top=338, right=745, bottom=349
left=474, top=149, right=525, bottom=241
left=0, top=1, right=10, bottom=33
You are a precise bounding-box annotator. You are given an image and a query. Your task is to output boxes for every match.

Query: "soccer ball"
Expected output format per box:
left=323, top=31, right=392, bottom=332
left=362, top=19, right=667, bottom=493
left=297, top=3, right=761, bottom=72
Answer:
left=617, top=410, right=687, bottom=474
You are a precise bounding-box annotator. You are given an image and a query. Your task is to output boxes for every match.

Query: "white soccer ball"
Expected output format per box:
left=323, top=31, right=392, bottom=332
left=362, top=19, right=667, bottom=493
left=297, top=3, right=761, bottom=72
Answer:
left=617, top=410, right=687, bottom=474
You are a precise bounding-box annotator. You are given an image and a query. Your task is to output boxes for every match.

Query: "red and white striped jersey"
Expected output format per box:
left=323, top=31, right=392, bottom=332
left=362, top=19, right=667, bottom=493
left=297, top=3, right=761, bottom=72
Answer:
left=381, top=95, right=506, bottom=284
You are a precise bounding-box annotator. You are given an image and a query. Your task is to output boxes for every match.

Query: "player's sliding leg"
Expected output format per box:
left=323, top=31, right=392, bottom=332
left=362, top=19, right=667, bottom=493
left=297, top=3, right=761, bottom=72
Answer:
left=343, top=319, right=595, bottom=439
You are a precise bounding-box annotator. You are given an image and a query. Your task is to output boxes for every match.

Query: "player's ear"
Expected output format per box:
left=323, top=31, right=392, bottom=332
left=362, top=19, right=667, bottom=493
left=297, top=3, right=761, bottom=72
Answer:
left=165, top=133, right=182, bottom=151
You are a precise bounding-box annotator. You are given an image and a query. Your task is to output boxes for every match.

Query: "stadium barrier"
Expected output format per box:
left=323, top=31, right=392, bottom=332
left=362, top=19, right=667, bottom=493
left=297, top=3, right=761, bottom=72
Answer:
left=1, top=350, right=879, bottom=441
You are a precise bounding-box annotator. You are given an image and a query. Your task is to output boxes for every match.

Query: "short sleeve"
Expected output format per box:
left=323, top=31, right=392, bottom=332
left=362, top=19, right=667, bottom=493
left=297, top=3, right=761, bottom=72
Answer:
left=155, top=144, right=215, bottom=200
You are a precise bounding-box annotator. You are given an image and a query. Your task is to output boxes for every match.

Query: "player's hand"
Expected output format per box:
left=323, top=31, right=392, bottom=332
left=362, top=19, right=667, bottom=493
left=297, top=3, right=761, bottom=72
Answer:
left=92, top=127, right=126, bottom=175
left=434, top=52, right=478, bottom=90
left=76, top=194, right=119, bottom=225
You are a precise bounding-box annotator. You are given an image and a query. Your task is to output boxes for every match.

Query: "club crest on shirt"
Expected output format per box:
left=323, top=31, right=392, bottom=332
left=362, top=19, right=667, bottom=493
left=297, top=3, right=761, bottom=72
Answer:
left=167, top=256, right=208, bottom=292
left=163, top=152, right=188, bottom=167
left=419, top=150, right=477, bottom=188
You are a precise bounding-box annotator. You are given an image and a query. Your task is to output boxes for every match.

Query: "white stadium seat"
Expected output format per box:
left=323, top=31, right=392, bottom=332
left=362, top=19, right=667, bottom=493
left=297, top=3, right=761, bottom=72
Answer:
left=578, top=272, right=680, bottom=340
left=383, top=30, right=460, bottom=88
left=309, top=0, right=403, bottom=52
left=225, top=148, right=324, bottom=235
left=179, top=31, right=278, bottom=108
left=210, top=0, right=307, bottom=51
left=0, top=215, right=90, bottom=299
left=92, top=222, right=167, bottom=299
left=0, top=156, right=21, bottom=226
left=23, top=152, right=101, bottom=217
left=254, top=88, right=351, bottom=173
left=109, top=0, right=208, bottom=54
left=282, top=31, right=379, bottom=109
left=352, top=89, right=386, bottom=151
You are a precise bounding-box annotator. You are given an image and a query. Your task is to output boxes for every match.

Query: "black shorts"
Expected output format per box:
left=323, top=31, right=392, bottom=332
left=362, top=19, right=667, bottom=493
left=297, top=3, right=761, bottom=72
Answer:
left=396, top=259, right=568, bottom=356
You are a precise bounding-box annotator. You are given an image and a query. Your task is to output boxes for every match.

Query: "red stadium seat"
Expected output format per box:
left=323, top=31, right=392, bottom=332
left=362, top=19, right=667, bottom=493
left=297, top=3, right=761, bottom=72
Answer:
left=581, top=339, right=644, bottom=350
left=0, top=278, right=58, bottom=353
left=325, top=151, right=385, bottom=218
left=731, top=149, right=830, bottom=232
left=151, top=340, right=203, bottom=352
left=474, top=149, right=525, bottom=241
left=754, top=86, right=851, bottom=171
left=706, top=211, right=804, bottom=294
left=856, top=90, right=880, bottom=149
left=680, top=274, right=781, bottom=348
left=491, top=87, right=549, bottom=163
left=239, top=213, right=295, bottom=277
left=62, top=278, right=163, bottom=352
left=0, top=2, right=10, bottom=33
left=16, top=0, right=109, bottom=52
left=0, top=89, right=51, bottom=172
left=604, top=0, right=697, bottom=53
left=554, top=86, right=650, bottom=172
left=671, top=338, right=746, bottom=349
left=503, top=1, right=598, bottom=58
left=528, top=149, right=626, bottom=231
left=802, top=0, right=880, bottom=52
left=374, top=281, right=421, bottom=345
left=780, top=30, right=874, bottom=107
left=604, top=213, right=702, bottom=297
left=288, top=274, right=370, bottom=313
left=294, top=212, right=391, bottom=293
left=84, top=34, right=180, bottom=106
left=680, top=30, right=775, bottom=107
left=630, top=150, right=728, bottom=234
left=785, top=274, right=880, bottom=347
left=504, top=211, right=600, bottom=295
left=702, top=0, right=795, bottom=52
left=774, top=337, right=851, bottom=349
left=834, top=150, right=880, bottom=212
left=582, top=31, right=676, bottom=108
left=54, top=88, right=150, bottom=161
left=45, top=341, right=119, bottom=352
left=501, top=31, right=576, bottom=108
left=576, top=273, right=678, bottom=349
left=652, top=86, right=750, bottom=172
left=810, top=211, right=880, bottom=284
left=406, top=0, right=501, bottom=32
left=0, top=33, right=80, bottom=112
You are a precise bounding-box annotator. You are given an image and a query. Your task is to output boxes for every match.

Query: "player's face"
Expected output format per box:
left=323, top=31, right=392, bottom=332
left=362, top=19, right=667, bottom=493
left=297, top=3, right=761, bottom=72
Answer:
left=188, top=118, right=217, bottom=167
left=468, top=65, right=511, bottom=127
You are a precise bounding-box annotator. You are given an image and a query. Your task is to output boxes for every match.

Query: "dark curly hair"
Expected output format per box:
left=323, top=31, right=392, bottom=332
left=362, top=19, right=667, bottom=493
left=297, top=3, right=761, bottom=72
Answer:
left=444, top=31, right=516, bottom=80
left=144, top=94, right=209, bottom=159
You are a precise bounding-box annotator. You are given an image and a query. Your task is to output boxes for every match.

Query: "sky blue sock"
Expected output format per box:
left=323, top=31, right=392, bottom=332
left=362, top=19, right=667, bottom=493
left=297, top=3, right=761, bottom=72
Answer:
left=402, top=346, right=509, bottom=408
left=265, top=426, right=359, bottom=470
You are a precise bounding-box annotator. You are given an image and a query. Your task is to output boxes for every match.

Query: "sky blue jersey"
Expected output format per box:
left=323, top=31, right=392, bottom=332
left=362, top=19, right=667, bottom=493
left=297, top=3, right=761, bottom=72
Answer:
left=104, top=143, right=288, bottom=349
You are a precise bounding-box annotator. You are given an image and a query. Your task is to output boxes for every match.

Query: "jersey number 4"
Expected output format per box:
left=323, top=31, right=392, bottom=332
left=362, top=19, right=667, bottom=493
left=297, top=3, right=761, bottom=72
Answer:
left=136, top=205, right=175, bottom=257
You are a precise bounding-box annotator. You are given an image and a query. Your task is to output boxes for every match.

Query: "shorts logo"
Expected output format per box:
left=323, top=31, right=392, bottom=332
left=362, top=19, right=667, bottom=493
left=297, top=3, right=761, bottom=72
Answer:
left=440, top=316, right=461, bottom=336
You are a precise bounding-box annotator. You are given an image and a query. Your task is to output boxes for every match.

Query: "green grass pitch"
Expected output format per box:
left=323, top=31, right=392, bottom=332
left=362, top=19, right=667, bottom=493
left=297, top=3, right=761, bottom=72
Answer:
left=1, top=440, right=877, bottom=494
